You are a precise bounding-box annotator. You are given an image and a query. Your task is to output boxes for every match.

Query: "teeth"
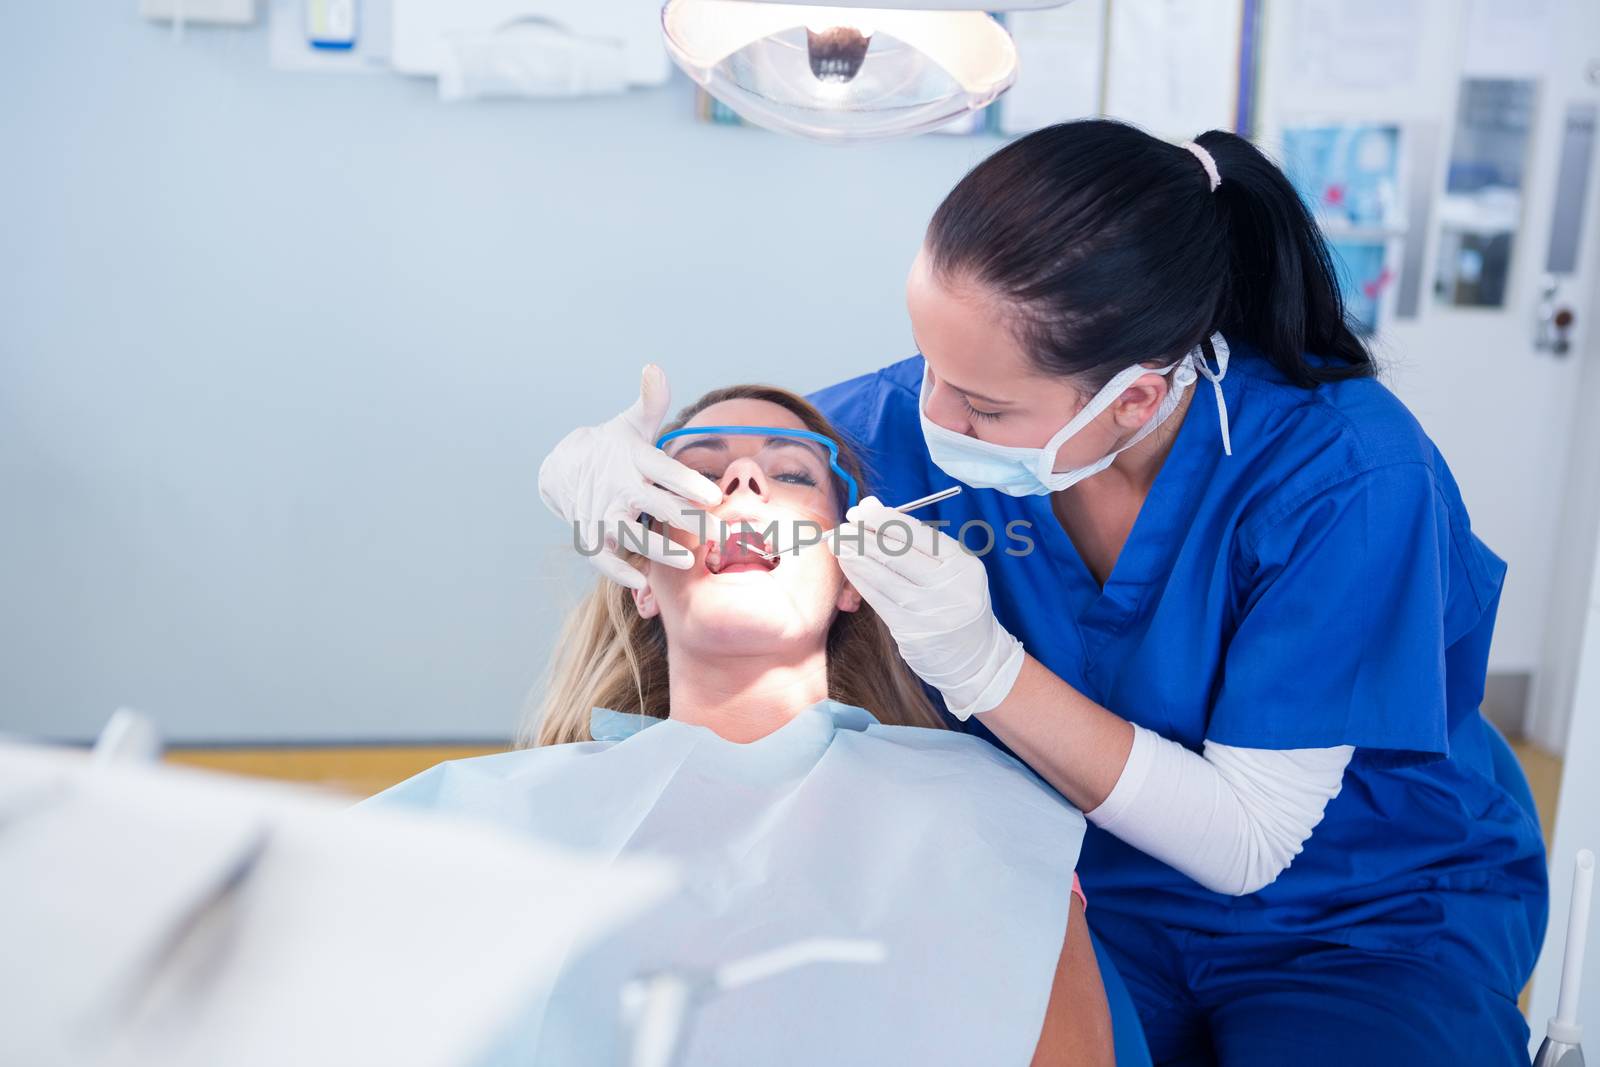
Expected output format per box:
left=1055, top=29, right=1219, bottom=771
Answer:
left=701, top=535, right=779, bottom=573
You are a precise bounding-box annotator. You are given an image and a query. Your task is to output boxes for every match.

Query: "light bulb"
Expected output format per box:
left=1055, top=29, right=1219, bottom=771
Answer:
left=805, top=25, right=872, bottom=82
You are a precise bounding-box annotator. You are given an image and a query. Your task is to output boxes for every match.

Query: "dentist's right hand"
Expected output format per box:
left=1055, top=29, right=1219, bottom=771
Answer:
left=827, top=497, right=1025, bottom=721
left=537, top=364, right=724, bottom=590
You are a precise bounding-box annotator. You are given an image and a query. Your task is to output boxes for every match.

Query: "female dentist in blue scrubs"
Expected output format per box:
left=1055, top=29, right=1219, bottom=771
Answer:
left=537, top=121, right=1548, bottom=1065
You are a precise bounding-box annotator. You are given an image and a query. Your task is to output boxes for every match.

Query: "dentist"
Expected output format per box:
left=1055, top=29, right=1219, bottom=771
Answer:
left=538, top=121, right=1547, bottom=1065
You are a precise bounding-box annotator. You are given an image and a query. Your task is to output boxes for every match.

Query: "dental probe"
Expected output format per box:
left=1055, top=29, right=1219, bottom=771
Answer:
left=740, top=485, right=965, bottom=560
left=891, top=485, right=964, bottom=513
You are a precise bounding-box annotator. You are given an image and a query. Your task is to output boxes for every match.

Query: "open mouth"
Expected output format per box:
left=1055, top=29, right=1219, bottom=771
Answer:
left=704, top=531, right=780, bottom=575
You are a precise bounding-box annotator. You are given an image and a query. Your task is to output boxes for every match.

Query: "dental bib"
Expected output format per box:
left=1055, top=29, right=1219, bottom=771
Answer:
left=364, top=701, right=1086, bottom=1066
left=921, top=333, right=1232, bottom=496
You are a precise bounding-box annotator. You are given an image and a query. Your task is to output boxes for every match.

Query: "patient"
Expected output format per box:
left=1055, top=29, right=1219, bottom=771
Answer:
left=367, top=386, right=1110, bottom=1066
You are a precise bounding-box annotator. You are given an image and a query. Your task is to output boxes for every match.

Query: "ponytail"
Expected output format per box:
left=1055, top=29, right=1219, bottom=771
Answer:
left=925, top=120, right=1375, bottom=391
left=1194, top=130, right=1374, bottom=386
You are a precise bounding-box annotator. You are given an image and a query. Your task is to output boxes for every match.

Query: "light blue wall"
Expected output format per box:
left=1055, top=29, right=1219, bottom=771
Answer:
left=0, top=8, right=996, bottom=742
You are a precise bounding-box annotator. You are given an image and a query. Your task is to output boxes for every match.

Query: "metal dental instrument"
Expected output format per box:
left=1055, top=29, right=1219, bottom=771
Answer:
left=741, top=485, right=965, bottom=560
left=728, top=539, right=781, bottom=563
left=891, top=485, right=963, bottom=514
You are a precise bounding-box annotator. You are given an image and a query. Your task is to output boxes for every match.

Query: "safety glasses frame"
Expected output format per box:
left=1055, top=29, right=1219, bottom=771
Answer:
left=655, top=425, right=860, bottom=510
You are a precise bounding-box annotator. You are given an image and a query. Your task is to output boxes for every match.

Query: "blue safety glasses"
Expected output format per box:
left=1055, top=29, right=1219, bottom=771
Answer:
left=655, top=425, right=860, bottom=512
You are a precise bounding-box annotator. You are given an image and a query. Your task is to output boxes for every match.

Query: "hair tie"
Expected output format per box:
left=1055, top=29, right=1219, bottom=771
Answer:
left=1181, top=141, right=1221, bottom=192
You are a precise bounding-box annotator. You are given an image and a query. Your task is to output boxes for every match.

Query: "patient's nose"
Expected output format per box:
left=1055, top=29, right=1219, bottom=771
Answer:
left=721, top=457, right=769, bottom=501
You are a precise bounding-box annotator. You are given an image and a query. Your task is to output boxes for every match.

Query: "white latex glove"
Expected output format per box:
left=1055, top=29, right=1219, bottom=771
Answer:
left=827, top=497, right=1025, bottom=720
left=537, top=365, right=723, bottom=590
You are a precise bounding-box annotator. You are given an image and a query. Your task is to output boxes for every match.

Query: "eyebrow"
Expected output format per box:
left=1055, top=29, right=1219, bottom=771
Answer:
left=910, top=332, right=1015, bottom=407
left=760, top=436, right=829, bottom=462
left=668, top=439, right=726, bottom=458
left=668, top=435, right=829, bottom=463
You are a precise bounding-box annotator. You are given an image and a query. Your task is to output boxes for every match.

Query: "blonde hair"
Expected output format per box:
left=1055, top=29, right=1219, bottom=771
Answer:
left=521, top=385, right=945, bottom=747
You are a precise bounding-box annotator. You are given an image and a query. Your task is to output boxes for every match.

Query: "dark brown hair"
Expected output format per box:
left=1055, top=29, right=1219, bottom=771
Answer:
left=926, top=120, right=1374, bottom=390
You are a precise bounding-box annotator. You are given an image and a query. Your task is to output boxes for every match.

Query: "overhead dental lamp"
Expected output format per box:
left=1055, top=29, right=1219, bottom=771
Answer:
left=661, top=0, right=1070, bottom=143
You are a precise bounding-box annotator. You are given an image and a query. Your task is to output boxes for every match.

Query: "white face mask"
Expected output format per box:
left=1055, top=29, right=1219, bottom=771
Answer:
left=920, top=333, right=1232, bottom=497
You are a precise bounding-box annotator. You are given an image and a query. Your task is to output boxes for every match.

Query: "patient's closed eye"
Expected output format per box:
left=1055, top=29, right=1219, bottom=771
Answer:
left=772, top=468, right=818, bottom=487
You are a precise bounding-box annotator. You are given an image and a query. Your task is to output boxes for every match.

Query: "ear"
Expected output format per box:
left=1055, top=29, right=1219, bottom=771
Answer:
left=835, top=578, right=862, bottom=614
left=1111, top=373, right=1169, bottom=430
left=631, top=566, right=660, bottom=619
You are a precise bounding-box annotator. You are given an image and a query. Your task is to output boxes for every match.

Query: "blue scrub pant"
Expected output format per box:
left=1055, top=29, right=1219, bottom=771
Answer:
left=1090, top=909, right=1531, bottom=1067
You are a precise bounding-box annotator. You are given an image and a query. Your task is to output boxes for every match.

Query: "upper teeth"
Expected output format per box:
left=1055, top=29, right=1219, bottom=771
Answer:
left=705, top=537, right=775, bottom=574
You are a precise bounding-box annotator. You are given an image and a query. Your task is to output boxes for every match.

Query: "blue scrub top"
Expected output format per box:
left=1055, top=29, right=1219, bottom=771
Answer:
left=810, top=341, right=1547, bottom=996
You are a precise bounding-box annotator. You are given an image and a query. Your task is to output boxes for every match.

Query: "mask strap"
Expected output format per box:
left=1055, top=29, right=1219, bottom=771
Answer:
left=1195, top=334, right=1232, bottom=456
left=1033, top=358, right=1191, bottom=485
left=1038, top=359, right=1183, bottom=464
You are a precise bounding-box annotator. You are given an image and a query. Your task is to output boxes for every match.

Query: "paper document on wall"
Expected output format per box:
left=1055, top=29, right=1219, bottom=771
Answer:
left=998, top=0, right=1106, bottom=135
left=1283, top=0, right=1426, bottom=95
left=1280, top=122, right=1407, bottom=336
left=1463, top=0, right=1556, bottom=77
left=1282, top=124, right=1405, bottom=232
left=1103, top=0, right=1242, bottom=138
left=1327, top=238, right=1399, bottom=338
left=437, top=21, right=633, bottom=99
left=390, top=0, right=669, bottom=93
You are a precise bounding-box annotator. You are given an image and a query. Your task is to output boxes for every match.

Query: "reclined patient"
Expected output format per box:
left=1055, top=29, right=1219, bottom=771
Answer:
left=365, top=385, right=1110, bottom=1066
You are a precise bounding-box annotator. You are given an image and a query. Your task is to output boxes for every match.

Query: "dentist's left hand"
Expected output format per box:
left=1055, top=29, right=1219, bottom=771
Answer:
left=826, top=498, right=1025, bottom=720
left=538, top=364, right=724, bottom=590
